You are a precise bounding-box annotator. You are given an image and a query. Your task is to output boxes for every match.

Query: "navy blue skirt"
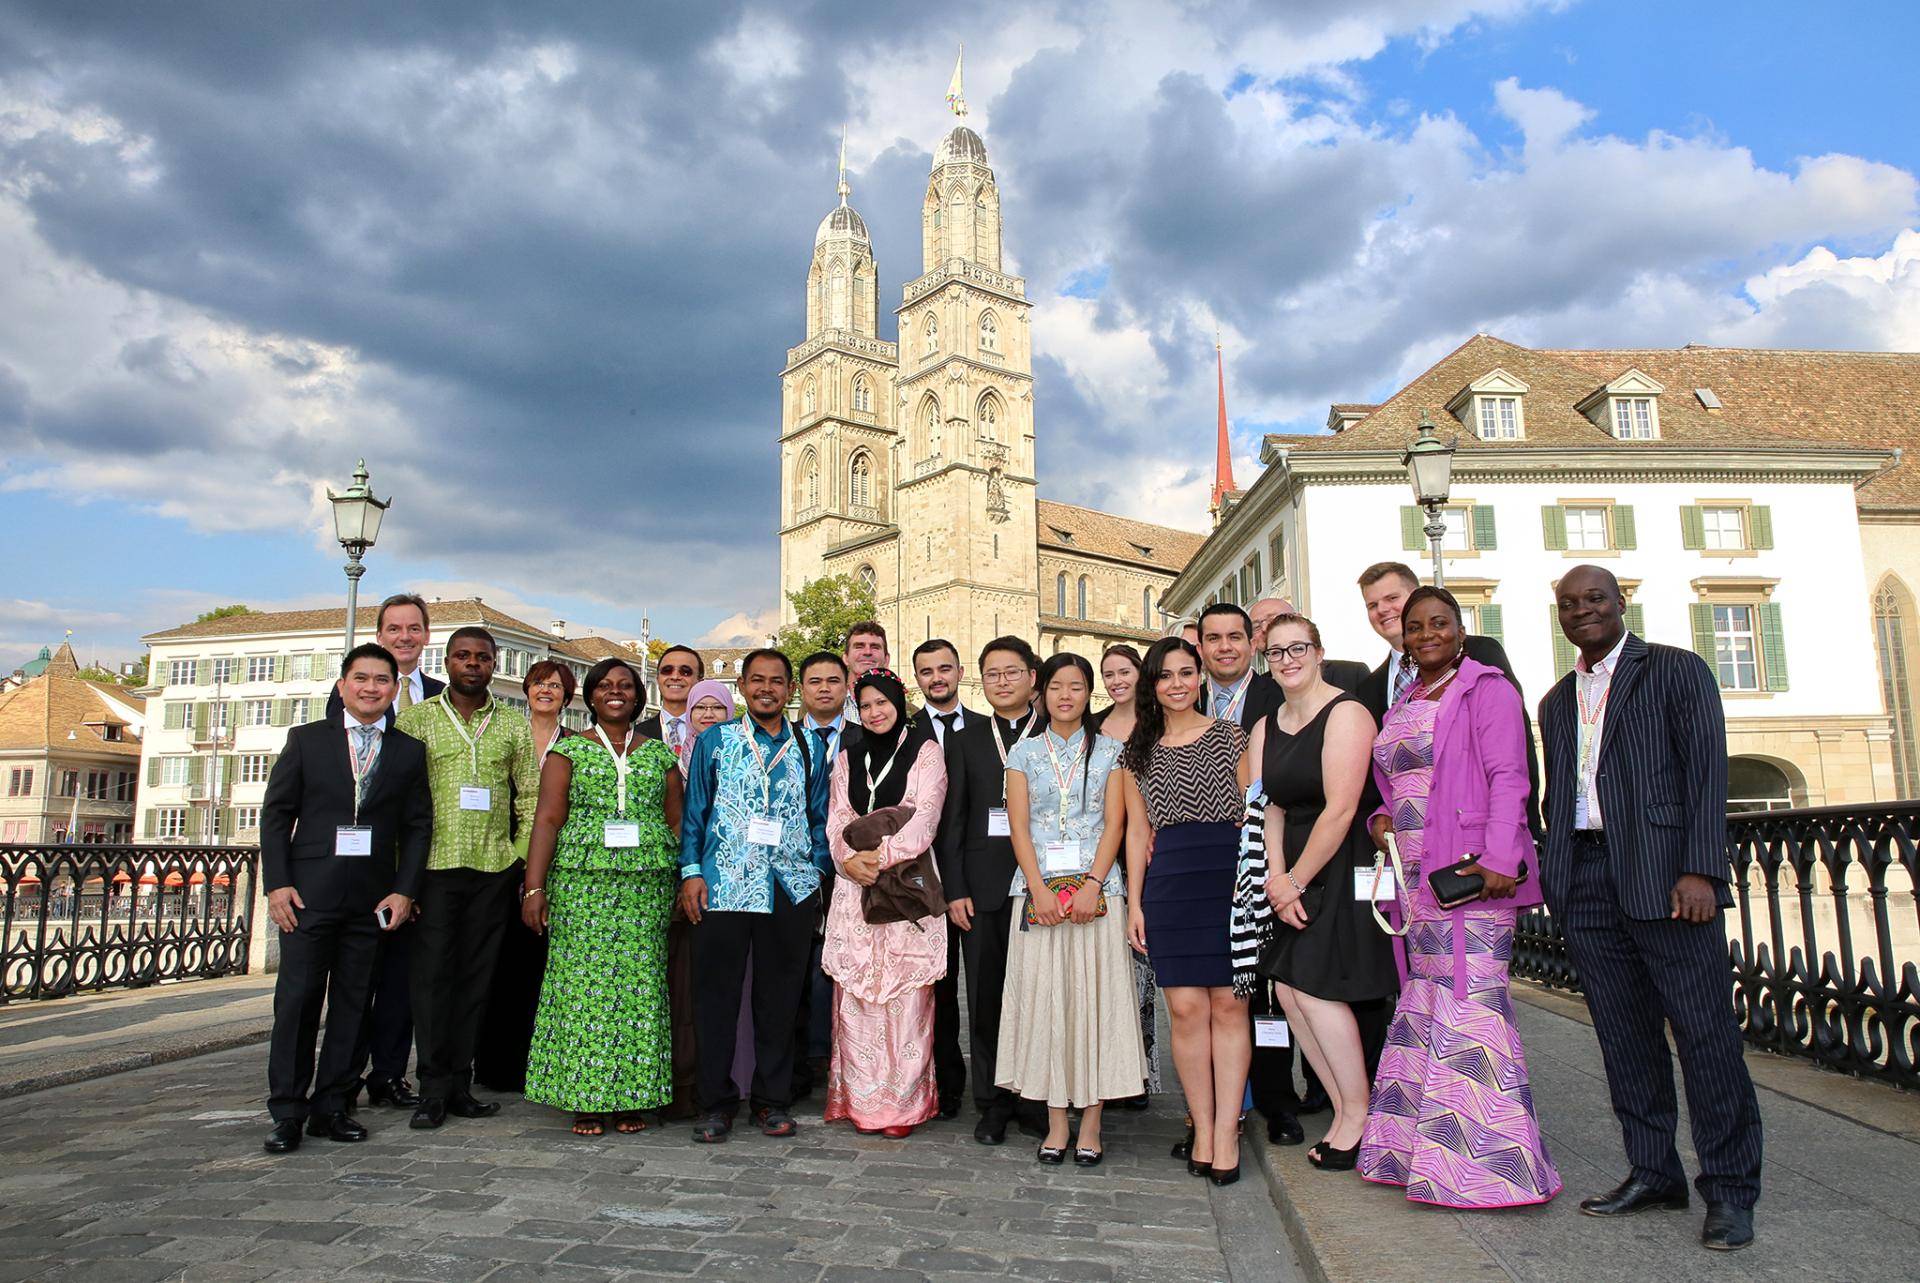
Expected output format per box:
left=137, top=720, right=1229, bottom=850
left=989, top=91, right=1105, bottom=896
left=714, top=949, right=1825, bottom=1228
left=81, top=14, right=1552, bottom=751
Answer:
left=1142, top=821, right=1237, bottom=989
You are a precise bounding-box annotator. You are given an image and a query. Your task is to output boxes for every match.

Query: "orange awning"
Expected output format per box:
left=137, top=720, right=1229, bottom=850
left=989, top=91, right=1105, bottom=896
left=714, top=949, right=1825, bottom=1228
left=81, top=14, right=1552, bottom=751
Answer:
left=163, top=872, right=185, bottom=888
left=112, top=871, right=132, bottom=884
left=188, top=870, right=207, bottom=886
left=211, top=872, right=231, bottom=887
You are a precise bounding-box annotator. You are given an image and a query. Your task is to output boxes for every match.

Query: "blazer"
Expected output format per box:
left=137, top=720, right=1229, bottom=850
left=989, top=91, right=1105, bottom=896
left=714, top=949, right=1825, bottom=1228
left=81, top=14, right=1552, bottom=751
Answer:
left=1359, top=634, right=1542, bottom=836
left=935, top=708, right=1039, bottom=913
left=323, top=670, right=443, bottom=730
left=910, top=704, right=980, bottom=746
left=1538, top=633, right=1733, bottom=921
left=1372, top=657, right=1543, bottom=912
left=260, top=717, right=433, bottom=913
left=794, top=716, right=863, bottom=777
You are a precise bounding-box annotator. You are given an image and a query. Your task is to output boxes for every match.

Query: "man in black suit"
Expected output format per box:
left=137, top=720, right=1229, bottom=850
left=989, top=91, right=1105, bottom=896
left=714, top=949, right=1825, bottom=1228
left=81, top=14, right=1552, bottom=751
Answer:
left=909, top=637, right=974, bottom=1117
left=262, top=643, right=432, bottom=1154
left=1541, top=565, right=1761, bottom=1252
left=637, top=643, right=704, bottom=1117
left=937, top=634, right=1047, bottom=1144
left=636, top=644, right=702, bottom=751
left=324, top=593, right=443, bottom=1112
left=789, top=649, right=862, bottom=1097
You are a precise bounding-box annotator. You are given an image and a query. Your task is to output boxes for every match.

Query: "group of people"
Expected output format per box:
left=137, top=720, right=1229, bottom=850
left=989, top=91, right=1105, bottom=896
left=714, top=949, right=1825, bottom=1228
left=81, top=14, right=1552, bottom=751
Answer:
left=262, top=560, right=1764, bottom=1250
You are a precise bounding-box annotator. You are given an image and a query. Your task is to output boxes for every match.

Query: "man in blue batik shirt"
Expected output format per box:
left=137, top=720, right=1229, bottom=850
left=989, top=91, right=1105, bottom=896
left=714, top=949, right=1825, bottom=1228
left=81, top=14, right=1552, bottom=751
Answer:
left=678, top=648, right=829, bottom=1144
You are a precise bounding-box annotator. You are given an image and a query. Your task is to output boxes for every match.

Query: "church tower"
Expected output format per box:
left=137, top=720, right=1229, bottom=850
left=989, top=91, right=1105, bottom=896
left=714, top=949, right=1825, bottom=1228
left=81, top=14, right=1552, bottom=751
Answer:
left=778, top=133, right=900, bottom=627
left=888, top=50, right=1039, bottom=668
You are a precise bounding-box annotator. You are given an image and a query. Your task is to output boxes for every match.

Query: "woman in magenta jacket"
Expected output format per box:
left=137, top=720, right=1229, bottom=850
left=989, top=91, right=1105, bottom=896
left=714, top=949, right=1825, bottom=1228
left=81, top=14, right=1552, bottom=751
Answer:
left=1354, top=585, right=1560, bottom=1209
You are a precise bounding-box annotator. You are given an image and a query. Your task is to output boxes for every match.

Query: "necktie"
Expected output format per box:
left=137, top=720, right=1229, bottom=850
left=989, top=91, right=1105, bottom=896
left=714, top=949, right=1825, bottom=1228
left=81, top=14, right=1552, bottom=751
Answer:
left=938, top=712, right=958, bottom=738
left=396, top=673, right=414, bottom=710
left=351, top=724, right=379, bottom=806
left=667, top=717, right=683, bottom=753
left=1391, top=654, right=1415, bottom=705
left=813, top=726, right=833, bottom=768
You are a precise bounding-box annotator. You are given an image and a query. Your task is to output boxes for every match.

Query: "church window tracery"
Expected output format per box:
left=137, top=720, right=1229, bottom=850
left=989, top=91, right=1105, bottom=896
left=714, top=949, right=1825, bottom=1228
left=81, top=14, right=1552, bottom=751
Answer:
left=852, top=375, right=872, bottom=413
left=849, top=451, right=872, bottom=508
left=979, top=312, right=999, bottom=353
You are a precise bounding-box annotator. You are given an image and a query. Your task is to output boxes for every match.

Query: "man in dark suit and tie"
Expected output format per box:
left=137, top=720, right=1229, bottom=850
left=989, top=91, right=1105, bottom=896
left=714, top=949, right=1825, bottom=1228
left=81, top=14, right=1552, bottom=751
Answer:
left=909, top=637, right=974, bottom=1116
left=1540, top=564, right=1761, bottom=1252
left=938, top=635, right=1048, bottom=1144
left=262, top=643, right=432, bottom=1153
left=324, top=593, right=443, bottom=1111
left=789, top=650, right=862, bottom=1097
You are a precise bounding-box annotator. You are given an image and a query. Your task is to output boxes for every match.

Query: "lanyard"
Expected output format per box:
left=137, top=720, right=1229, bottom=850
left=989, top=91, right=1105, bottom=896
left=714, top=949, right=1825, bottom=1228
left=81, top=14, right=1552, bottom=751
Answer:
left=743, top=725, right=794, bottom=813
left=346, top=721, right=380, bottom=824
left=1042, top=729, right=1086, bottom=833
left=438, top=697, right=496, bottom=780
left=593, top=723, right=636, bottom=817
left=1212, top=674, right=1250, bottom=722
left=541, top=726, right=562, bottom=760
left=992, top=713, right=1036, bottom=804
left=1576, top=669, right=1613, bottom=793
left=863, top=740, right=906, bottom=805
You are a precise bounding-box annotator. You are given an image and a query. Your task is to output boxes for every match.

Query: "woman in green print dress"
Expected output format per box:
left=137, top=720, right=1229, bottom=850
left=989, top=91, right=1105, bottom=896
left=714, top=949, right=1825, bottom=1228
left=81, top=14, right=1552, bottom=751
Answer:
left=522, top=658, right=682, bottom=1136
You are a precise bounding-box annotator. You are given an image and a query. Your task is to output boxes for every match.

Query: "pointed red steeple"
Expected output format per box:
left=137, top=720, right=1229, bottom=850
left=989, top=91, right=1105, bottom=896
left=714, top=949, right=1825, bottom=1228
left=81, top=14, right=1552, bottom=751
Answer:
left=1211, top=335, right=1236, bottom=513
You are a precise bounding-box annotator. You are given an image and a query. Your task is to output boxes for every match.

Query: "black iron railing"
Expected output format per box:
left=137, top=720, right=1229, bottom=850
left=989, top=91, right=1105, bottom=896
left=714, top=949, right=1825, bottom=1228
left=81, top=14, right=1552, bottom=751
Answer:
left=0, top=844, right=259, bottom=1003
left=1514, top=803, right=1920, bottom=1090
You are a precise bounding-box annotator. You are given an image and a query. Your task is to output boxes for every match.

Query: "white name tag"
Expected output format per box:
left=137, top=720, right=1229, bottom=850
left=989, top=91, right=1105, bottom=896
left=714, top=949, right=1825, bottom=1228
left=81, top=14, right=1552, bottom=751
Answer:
left=459, top=786, right=492, bottom=812
left=604, top=821, right=641, bottom=849
left=747, top=815, right=784, bottom=846
left=987, top=808, right=1011, bottom=837
left=1041, top=839, right=1081, bottom=877
left=1574, top=795, right=1591, bottom=829
left=1355, top=865, right=1396, bottom=901
left=334, top=826, right=373, bottom=857
left=1254, top=1016, right=1291, bottom=1048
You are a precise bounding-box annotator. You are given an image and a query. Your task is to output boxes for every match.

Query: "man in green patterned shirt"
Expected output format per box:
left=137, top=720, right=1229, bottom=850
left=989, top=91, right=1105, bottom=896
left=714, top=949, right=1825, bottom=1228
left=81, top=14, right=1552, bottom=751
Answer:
left=395, top=625, right=540, bottom=1128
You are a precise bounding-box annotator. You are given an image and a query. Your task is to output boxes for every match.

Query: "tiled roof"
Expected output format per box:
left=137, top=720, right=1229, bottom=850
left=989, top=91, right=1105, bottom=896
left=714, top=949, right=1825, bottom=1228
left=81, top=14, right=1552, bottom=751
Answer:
left=143, top=598, right=561, bottom=644
left=1287, top=335, right=1913, bottom=503
left=563, top=636, right=647, bottom=663
left=0, top=644, right=143, bottom=757
left=1037, top=614, right=1162, bottom=644
left=1036, top=499, right=1206, bottom=573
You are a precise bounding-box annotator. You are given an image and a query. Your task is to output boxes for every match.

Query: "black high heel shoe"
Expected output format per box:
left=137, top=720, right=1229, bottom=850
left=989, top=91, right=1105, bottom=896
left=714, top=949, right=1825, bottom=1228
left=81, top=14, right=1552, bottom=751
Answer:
left=1207, top=1164, right=1241, bottom=1187
left=1186, top=1156, right=1213, bottom=1178
left=1306, top=1140, right=1360, bottom=1172
left=1037, top=1144, right=1067, bottom=1165
left=1171, top=1123, right=1194, bottom=1161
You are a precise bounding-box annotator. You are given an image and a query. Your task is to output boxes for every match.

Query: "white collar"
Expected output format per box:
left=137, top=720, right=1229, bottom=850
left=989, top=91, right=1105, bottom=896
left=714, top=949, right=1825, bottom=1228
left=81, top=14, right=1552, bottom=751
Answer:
left=343, top=709, right=385, bottom=733
left=806, top=712, right=843, bottom=734
left=1577, top=631, right=1630, bottom=678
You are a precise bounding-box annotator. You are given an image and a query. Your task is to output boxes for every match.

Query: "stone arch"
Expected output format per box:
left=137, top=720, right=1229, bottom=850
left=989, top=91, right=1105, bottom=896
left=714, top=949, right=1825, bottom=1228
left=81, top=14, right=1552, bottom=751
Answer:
left=976, top=389, right=1004, bottom=441
left=852, top=373, right=872, bottom=414
left=795, top=446, right=819, bottom=512
left=978, top=310, right=1000, bottom=353
left=1727, top=755, right=1808, bottom=812
left=917, top=393, right=941, bottom=459
left=848, top=450, right=873, bottom=509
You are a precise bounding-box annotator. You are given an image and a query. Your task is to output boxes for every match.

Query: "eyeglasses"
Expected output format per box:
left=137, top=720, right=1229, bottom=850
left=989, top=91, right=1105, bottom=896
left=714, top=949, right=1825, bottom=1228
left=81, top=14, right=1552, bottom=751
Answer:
left=1264, top=642, right=1316, bottom=663
left=528, top=680, right=566, bottom=693
left=981, top=668, right=1028, bottom=683
left=658, top=665, right=697, bottom=677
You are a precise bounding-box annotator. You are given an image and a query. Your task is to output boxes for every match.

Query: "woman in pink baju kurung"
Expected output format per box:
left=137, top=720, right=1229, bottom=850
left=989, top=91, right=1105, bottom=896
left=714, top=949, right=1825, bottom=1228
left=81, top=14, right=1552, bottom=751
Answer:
left=823, top=669, right=949, bottom=1136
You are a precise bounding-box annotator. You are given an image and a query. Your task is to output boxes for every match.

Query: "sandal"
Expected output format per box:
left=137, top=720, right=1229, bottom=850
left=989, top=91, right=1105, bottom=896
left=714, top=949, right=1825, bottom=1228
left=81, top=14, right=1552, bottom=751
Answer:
left=572, top=1114, right=606, bottom=1137
left=614, top=1112, right=652, bottom=1134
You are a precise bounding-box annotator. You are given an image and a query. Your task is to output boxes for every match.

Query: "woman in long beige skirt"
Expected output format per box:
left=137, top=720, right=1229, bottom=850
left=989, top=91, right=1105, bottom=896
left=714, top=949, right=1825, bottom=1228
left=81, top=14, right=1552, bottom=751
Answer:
left=997, top=652, right=1147, bottom=1167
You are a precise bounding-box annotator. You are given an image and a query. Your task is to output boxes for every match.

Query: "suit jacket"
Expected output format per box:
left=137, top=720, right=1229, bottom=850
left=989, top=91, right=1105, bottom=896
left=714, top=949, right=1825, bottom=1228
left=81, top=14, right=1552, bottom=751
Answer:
left=793, top=716, right=862, bottom=777
left=323, top=670, right=444, bottom=730
left=935, top=709, right=1039, bottom=913
left=1359, top=634, right=1541, bottom=836
left=910, top=704, right=980, bottom=747
left=1537, top=633, right=1733, bottom=921
left=260, top=717, right=433, bottom=913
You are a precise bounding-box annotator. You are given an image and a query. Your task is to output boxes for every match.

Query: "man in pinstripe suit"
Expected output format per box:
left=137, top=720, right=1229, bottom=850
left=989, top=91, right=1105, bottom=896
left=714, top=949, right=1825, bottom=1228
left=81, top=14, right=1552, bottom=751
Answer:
left=1541, top=565, right=1762, bottom=1252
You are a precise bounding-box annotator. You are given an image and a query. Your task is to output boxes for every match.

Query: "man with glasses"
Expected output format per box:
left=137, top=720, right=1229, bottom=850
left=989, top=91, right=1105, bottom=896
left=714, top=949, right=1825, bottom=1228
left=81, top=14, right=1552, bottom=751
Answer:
left=638, top=645, right=704, bottom=754
left=640, top=644, right=705, bottom=1116
left=938, top=636, right=1047, bottom=1144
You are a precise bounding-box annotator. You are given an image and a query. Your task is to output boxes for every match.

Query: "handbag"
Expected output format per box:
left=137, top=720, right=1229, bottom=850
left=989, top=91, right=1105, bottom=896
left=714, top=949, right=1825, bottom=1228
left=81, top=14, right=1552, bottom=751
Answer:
left=1023, top=874, right=1107, bottom=926
left=1426, top=855, right=1530, bottom=910
left=850, top=804, right=949, bottom=926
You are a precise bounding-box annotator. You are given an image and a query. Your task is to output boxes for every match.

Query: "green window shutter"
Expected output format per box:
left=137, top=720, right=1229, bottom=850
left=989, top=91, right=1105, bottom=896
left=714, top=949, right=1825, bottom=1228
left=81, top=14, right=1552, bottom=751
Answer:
left=1613, top=505, right=1637, bottom=550
left=1623, top=603, right=1646, bottom=637
left=188, top=757, right=206, bottom=787
left=1541, top=505, right=1567, bottom=551
left=271, top=699, right=289, bottom=728
left=164, top=702, right=186, bottom=731
left=192, top=703, right=209, bottom=736
left=146, top=758, right=161, bottom=788
left=1472, top=505, right=1497, bottom=551
left=1551, top=605, right=1577, bottom=680
left=1689, top=602, right=1717, bottom=671
left=274, top=655, right=288, bottom=682
left=1400, top=506, right=1423, bottom=551
left=1681, top=505, right=1705, bottom=550
left=1750, top=505, right=1774, bottom=550
left=1760, top=603, right=1789, bottom=691
left=195, top=659, right=210, bottom=686
left=1478, top=604, right=1503, bottom=644
left=143, top=810, right=156, bottom=839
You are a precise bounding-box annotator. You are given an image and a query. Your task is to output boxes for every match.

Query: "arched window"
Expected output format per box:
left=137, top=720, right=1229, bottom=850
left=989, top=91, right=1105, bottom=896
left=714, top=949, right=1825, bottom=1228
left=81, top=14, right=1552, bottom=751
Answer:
left=802, top=377, right=817, bottom=415
left=979, top=312, right=999, bottom=353
left=920, top=395, right=941, bottom=458
left=922, top=314, right=939, bottom=357
left=848, top=452, right=871, bottom=508
left=1728, top=756, right=1805, bottom=813
left=1055, top=573, right=1067, bottom=617
left=976, top=392, right=1000, bottom=440
left=852, top=375, right=871, bottom=413
left=796, top=447, right=819, bottom=511
left=857, top=564, right=877, bottom=598
left=1875, top=577, right=1920, bottom=797
left=1143, top=587, right=1154, bottom=627
left=1077, top=576, right=1090, bottom=620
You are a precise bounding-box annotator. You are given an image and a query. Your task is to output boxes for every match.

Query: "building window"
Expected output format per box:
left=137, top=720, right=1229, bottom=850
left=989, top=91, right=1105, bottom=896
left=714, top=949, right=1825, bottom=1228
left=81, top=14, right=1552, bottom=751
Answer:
left=156, top=808, right=189, bottom=840
left=1477, top=397, right=1521, bottom=440
left=979, top=312, right=999, bottom=353
left=168, top=659, right=197, bottom=686
left=8, top=768, right=34, bottom=797
left=852, top=376, right=871, bottom=413
left=857, top=564, right=877, bottom=599
left=802, top=376, right=817, bottom=415
left=160, top=757, right=191, bottom=787
left=976, top=392, right=1000, bottom=440
left=234, top=805, right=261, bottom=833
left=1875, top=581, right=1920, bottom=798
left=1710, top=604, right=1761, bottom=691
left=210, top=658, right=238, bottom=685
left=246, top=656, right=275, bottom=683
left=849, top=452, right=871, bottom=508
left=1702, top=506, right=1745, bottom=551
left=1077, top=575, right=1090, bottom=620
left=243, top=699, right=274, bottom=726
left=1565, top=506, right=1610, bottom=552
left=1612, top=397, right=1656, bottom=440
left=921, top=396, right=941, bottom=458
left=57, top=770, right=79, bottom=797
left=922, top=314, right=939, bottom=357
left=238, top=753, right=273, bottom=785
left=1267, top=529, right=1286, bottom=586
left=1056, top=573, right=1068, bottom=616
left=797, top=447, right=819, bottom=511
left=1442, top=507, right=1471, bottom=551
left=1143, top=587, right=1155, bottom=627
left=289, top=698, right=312, bottom=723
left=420, top=647, right=443, bottom=676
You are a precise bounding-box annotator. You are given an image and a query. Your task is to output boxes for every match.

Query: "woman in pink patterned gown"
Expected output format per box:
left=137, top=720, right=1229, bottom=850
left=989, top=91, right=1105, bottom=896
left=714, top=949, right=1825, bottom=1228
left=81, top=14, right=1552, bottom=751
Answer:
left=823, top=669, right=949, bottom=1138
left=1359, top=587, right=1561, bottom=1209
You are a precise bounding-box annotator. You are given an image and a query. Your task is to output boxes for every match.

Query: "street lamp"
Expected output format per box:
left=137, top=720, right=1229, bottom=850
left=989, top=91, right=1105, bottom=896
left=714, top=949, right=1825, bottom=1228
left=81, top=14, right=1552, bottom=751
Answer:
left=1401, top=411, right=1457, bottom=588
left=328, top=460, right=390, bottom=651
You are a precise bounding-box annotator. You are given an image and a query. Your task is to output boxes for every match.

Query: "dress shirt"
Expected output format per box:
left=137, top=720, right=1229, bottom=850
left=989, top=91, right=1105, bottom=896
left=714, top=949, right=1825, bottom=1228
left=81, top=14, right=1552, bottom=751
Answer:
left=661, top=709, right=690, bottom=754
left=928, top=705, right=965, bottom=745
left=1388, top=648, right=1414, bottom=706
left=1573, top=631, right=1630, bottom=830
left=342, top=709, right=385, bottom=807
left=1208, top=672, right=1252, bottom=721
left=394, top=693, right=540, bottom=873
left=679, top=718, right=830, bottom=908
left=395, top=666, right=425, bottom=708
left=804, top=712, right=845, bottom=762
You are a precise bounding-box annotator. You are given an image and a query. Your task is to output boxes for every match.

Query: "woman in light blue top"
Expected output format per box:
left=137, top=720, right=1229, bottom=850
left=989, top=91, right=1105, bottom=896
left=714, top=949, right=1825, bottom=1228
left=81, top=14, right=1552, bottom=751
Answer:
left=997, top=652, right=1148, bottom=1167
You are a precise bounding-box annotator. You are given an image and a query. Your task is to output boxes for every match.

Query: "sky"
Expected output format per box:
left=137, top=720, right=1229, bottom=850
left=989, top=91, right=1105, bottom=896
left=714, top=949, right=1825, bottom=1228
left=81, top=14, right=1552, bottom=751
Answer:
left=2, top=0, right=1917, bottom=669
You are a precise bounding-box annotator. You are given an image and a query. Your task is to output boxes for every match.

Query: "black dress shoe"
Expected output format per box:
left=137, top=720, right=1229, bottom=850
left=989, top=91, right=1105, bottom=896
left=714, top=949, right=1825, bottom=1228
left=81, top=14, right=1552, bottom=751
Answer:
left=1170, top=1125, right=1194, bottom=1160
left=1579, top=1175, right=1689, bottom=1217
left=937, top=1096, right=963, bottom=1121
left=263, top=1120, right=303, bottom=1154
left=305, top=1111, right=368, bottom=1142
left=1267, top=1113, right=1305, bottom=1146
left=366, top=1076, right=420, bottom=1109
left=410, top=1098, right=447, bottom=1130
left=1037, top=1144, right=1066, bottom=1165
left=974, top=1106, right=1011, bottom=1146
left=1702, top=1203, right=1754, bottom=1251
left=446, top=1092, right=500, bottom=1119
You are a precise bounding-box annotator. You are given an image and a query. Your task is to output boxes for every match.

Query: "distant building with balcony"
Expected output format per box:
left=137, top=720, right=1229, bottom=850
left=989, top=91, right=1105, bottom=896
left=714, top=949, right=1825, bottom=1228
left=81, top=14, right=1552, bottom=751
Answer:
left=1164, top=334, right=1915, bottom=809
left=0, top=642, right=144, bottom=845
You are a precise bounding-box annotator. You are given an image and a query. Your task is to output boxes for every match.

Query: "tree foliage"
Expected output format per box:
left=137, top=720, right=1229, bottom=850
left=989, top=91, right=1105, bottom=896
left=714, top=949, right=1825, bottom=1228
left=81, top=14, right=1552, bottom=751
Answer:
left=194, top=604, right=252, bottom=623
left=775, top=573, right=876, bottom=678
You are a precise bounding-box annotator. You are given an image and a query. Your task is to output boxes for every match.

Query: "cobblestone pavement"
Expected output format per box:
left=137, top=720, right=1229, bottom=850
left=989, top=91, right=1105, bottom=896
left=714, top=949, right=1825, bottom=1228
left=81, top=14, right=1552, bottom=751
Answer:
left=0, top=1040, right=1297, bottom=1282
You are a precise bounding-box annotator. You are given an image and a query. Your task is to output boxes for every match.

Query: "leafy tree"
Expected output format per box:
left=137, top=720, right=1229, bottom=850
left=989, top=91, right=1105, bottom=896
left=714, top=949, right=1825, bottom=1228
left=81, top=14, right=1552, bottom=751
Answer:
left=194, top=604, right=252, bottom=623
left=775, top=573, right=876, bottom=679
left=76, top=658, right=147, bottom=686
left=646, top=639, right=671, bottom=665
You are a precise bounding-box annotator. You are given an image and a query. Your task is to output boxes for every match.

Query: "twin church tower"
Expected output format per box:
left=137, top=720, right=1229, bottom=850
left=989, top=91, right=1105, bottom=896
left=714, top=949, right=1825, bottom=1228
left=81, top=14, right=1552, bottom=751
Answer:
left=777, top=59, right=1199, bottom=691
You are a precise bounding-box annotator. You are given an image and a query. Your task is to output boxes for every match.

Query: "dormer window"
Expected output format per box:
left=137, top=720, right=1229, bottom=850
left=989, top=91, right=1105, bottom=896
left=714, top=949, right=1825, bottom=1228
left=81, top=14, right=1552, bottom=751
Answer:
left=1048, top=525, right=1075, bottom=544
left=1445, top=368, right=1529, bottom=441
left=1612, top=397, right=1655, bottom=439
left=1577, top=367, right=1664, bottom=440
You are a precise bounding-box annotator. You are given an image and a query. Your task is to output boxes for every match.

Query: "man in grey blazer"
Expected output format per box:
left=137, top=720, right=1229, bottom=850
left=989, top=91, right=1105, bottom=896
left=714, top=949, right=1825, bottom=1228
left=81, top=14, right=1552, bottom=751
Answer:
left=1539, top=565, right=1761, bottom=1252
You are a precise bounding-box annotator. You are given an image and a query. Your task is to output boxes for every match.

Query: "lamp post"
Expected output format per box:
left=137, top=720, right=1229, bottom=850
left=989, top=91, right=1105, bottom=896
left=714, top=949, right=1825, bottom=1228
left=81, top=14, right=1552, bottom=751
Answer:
left=328, top=460, right=390, bottom=651
left=1402, top=411, right=1457, bottom=588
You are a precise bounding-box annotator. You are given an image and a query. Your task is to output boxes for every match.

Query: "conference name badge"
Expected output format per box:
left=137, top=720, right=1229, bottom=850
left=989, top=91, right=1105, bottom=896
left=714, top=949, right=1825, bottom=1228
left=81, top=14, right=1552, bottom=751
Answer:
left=604, top=821, right=641, bottom=849
left=334, top=826, right=373, bottom=857
left=1041, top=839, right=1081, bottom=877
left=987, top=807, right=1011, bottom=837
left=747, top=815, right=784, bottom=846
left=1355, top=865, right=1396, bottom=901
left=1253, top=1016, right=1291, bottom=1048
left=458, top=786, right=492, bottom=812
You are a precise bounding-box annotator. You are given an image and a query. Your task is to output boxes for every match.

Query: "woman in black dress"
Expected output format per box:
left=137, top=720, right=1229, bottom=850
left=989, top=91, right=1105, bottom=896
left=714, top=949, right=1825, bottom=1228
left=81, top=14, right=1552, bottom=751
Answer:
left=1249, top=615, right=1396, bottom=1169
